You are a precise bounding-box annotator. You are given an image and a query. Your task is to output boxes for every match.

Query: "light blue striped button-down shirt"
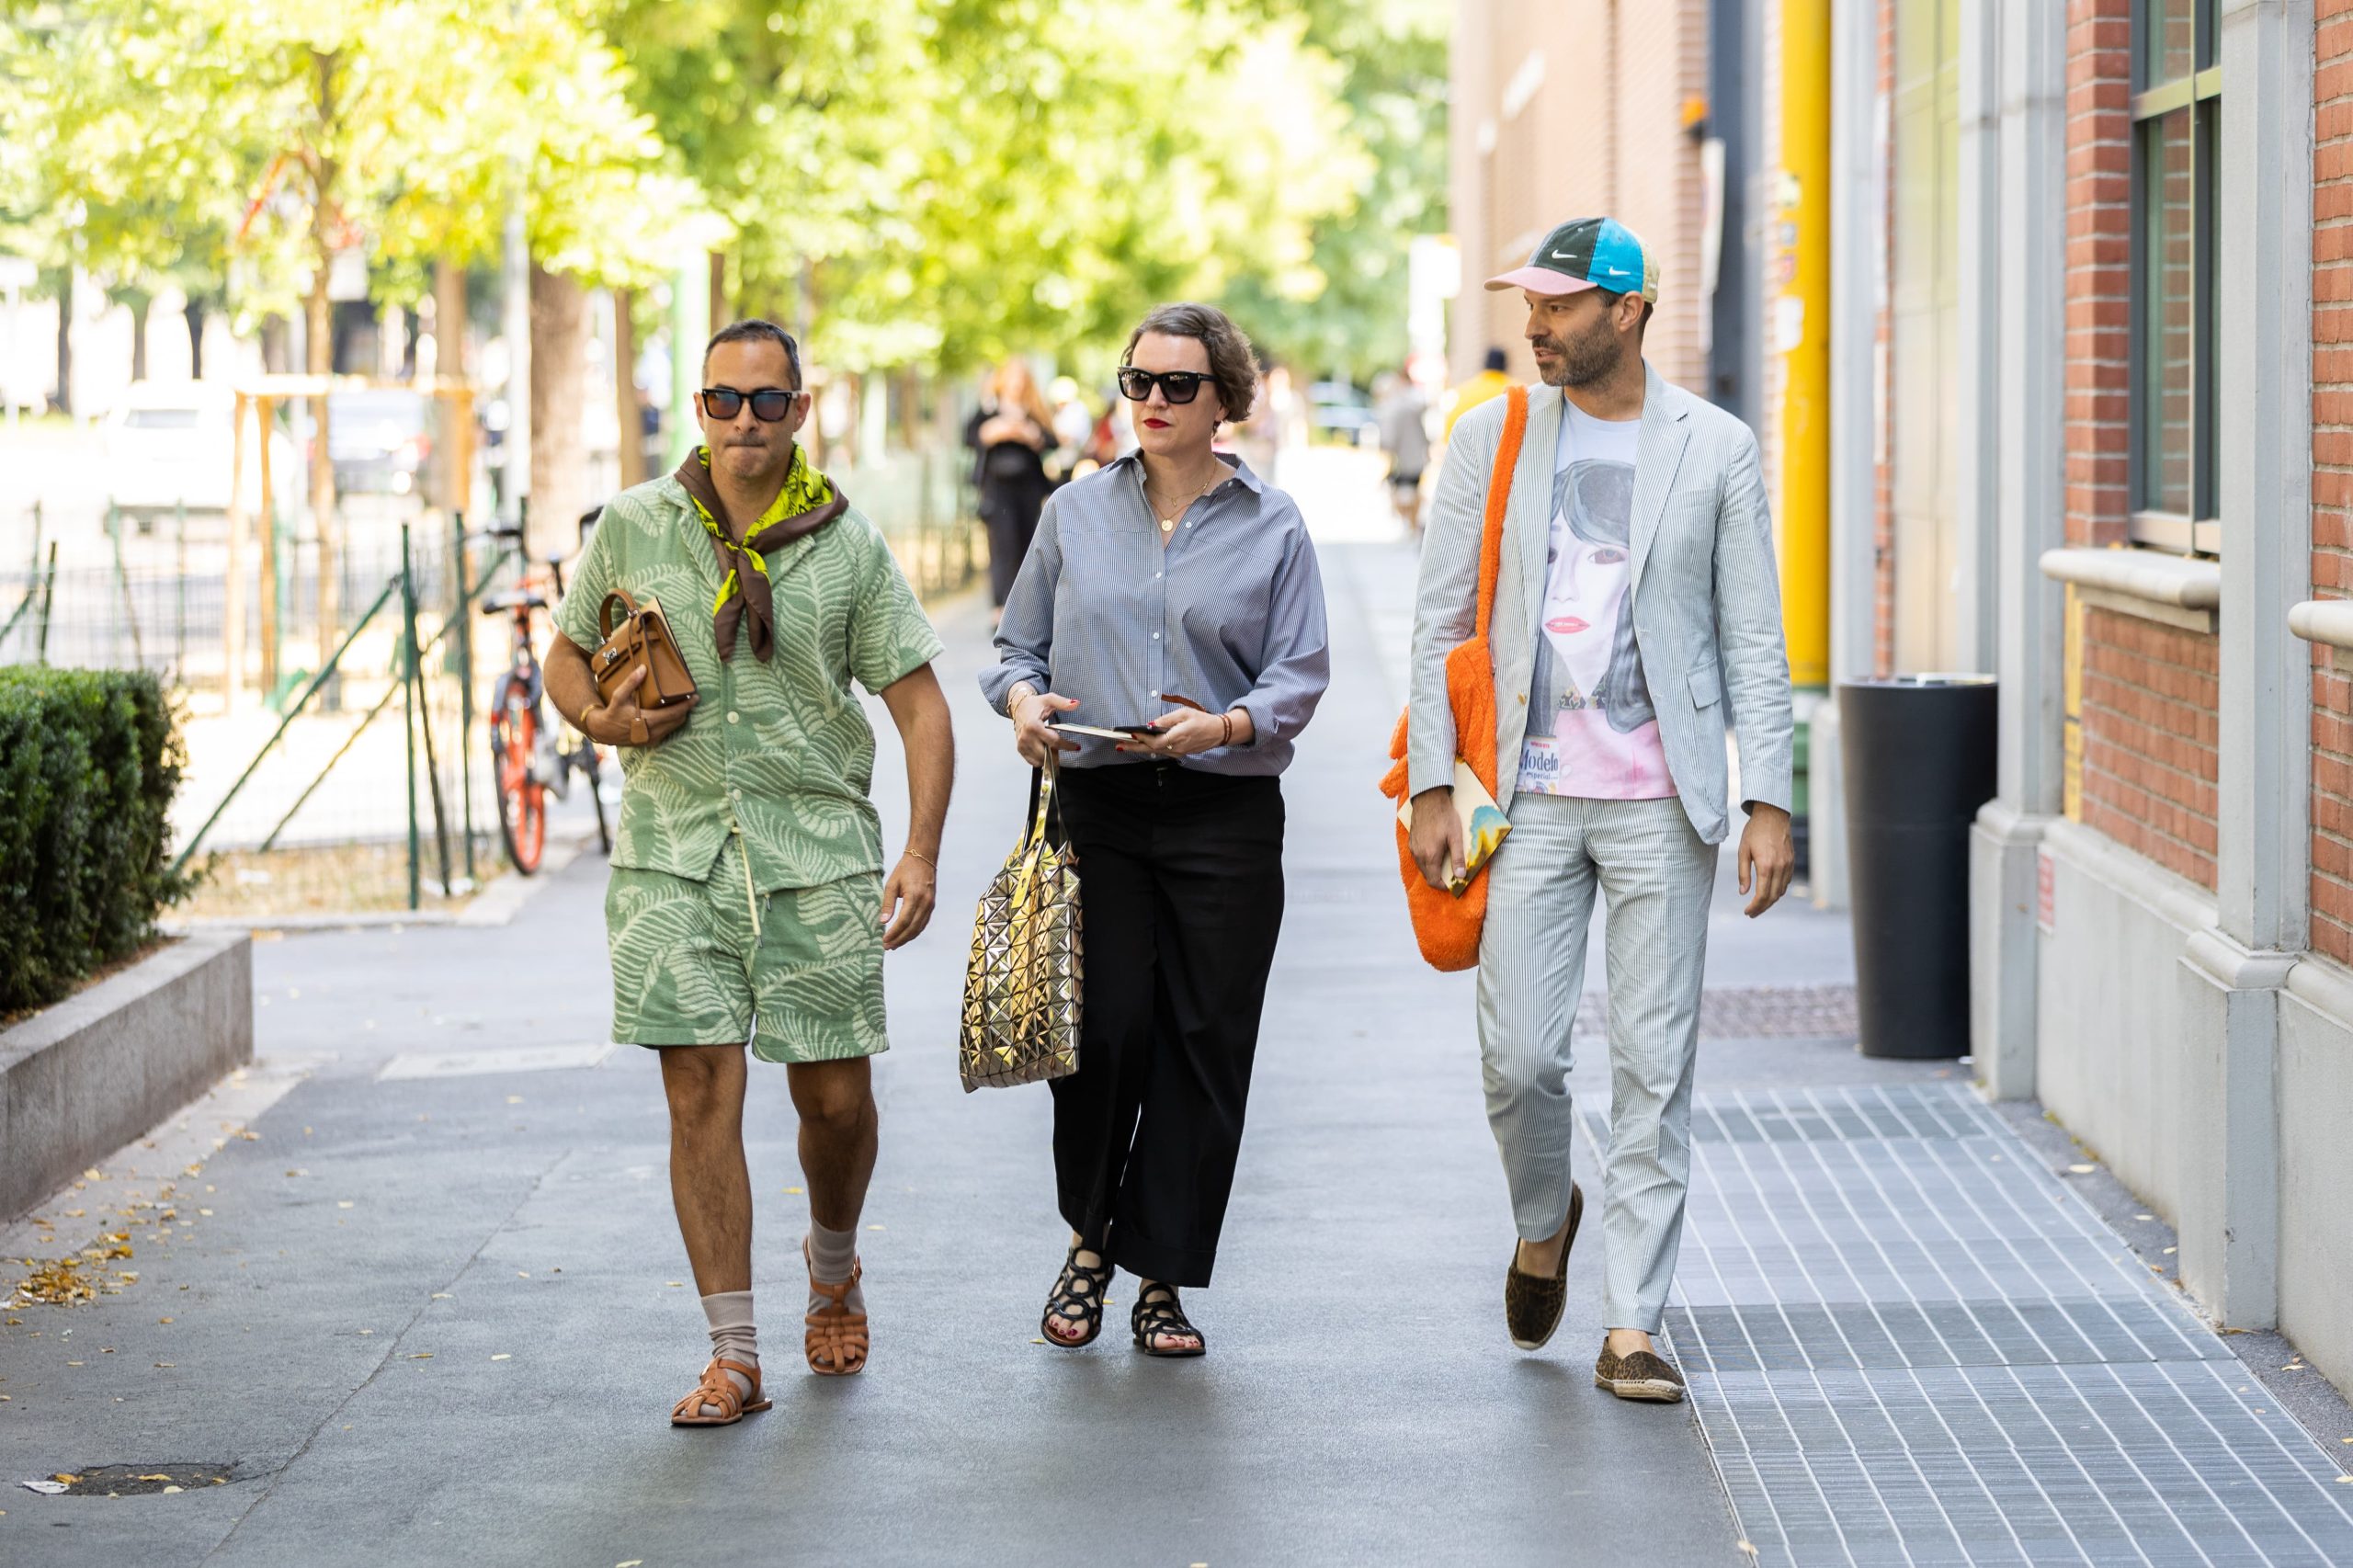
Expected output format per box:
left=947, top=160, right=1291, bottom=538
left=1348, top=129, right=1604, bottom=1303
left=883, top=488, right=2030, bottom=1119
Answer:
left=980, top=452, right=1330, bottom=778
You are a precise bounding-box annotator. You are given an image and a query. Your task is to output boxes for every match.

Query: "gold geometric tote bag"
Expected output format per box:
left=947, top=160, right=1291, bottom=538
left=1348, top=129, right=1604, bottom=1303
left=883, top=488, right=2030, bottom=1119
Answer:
left=959, top=756, right=1083, bottom=1092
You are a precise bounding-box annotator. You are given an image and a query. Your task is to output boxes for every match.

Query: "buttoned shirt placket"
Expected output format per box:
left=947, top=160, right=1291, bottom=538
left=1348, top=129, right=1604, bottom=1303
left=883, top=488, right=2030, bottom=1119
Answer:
left=1130, top=463, right=1237, bottom=712
left=702, top=534, right=765, bottom=940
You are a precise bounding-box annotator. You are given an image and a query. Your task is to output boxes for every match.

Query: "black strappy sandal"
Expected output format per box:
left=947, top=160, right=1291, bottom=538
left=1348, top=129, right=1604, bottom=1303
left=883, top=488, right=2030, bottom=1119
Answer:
left=1041, top=1244, right=1113, bottom=1347
left=1131, top=1282, right=1205, bottom=1358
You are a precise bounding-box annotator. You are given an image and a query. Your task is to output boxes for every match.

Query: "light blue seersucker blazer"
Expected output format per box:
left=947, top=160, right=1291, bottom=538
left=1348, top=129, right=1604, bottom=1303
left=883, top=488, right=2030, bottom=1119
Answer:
left=1406, top=367, right=1794, bottom=847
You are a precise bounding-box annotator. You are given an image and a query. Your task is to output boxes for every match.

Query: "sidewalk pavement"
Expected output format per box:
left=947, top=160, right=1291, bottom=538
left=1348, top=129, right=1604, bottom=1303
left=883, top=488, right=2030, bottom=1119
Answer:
left=5, top=513, right=2351, bottom=1566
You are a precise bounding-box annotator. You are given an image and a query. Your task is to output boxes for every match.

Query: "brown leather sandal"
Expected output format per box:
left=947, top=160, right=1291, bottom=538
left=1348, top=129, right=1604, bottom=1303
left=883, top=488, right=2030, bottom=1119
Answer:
left=669, top=1356, right=772, bottom=1426
left=804, top=1237, right=869, bottom=1376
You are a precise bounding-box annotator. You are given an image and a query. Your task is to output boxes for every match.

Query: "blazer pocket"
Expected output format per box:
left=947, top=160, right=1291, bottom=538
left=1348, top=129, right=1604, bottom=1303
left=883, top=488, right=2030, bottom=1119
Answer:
left=1688, top=663, right=1722, bottom=709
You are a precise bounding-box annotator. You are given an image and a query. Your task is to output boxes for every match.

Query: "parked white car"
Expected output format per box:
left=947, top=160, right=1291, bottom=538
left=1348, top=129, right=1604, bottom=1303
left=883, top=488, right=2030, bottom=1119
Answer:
left=101, top=380, right=295, bottom=524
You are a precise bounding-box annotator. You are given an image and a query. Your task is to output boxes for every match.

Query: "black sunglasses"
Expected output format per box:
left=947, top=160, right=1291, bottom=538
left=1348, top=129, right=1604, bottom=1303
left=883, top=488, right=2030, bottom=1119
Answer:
left=700, top=385, right=804, bottom=422
left=1117, top=368, right=1216, bottom=405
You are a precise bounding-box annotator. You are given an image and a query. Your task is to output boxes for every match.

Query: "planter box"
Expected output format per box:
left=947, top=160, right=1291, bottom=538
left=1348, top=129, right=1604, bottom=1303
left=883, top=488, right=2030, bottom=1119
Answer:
left=1, top=933, right=253, bottom=1221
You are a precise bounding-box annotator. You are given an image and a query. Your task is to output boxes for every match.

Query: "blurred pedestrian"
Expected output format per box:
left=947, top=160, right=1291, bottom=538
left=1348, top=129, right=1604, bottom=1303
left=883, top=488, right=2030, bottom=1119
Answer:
left=1047, top=374, right=1094, bottom=483
left=982, top=301, right=1331, bottom=1358
left=966, top=358, right=1057, bottom=614
left=545, top=319, right=955, bottom=1425
left=1404, top=219, right=1794, bottom=1402
left=1445, top=346, right=1514, bottom=441
left=1373, top=368, right=1432, bottom=532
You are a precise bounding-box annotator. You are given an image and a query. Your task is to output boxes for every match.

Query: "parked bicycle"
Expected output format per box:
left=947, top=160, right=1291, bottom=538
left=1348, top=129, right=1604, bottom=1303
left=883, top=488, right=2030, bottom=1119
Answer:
left=479, top=520, right=610, bottom=873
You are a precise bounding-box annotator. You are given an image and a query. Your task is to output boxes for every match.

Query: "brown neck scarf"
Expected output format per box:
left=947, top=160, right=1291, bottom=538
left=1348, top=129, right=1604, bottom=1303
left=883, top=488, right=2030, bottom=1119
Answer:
left=673, top=444, right=850, bottom=662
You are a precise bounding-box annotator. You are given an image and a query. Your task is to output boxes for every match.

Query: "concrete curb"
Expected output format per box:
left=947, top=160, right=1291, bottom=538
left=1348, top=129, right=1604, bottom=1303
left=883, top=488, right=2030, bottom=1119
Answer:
left=0, top=932, right=254, bottom=1221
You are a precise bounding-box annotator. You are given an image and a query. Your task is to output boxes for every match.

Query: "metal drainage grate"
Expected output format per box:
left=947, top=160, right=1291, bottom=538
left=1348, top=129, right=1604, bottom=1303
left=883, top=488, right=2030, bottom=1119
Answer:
left=1575, top=983, right=1859, bottom=1046
left=1591, top=1084, right=2353, bottom=1565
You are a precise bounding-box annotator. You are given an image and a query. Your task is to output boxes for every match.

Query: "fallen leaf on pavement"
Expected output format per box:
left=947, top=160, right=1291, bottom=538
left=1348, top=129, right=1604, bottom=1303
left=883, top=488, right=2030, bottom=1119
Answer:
left=136, top=1474, right=173, bottom=1483
left=410, top=1353, right=433, bottom=1359
left=20, top=1481, right=68, bottom=1495
left=2066, top=1164, right=2096, bottom=1175
left=490, top=1354, right=510, bottom=1361
left=162, top=1485, right=182, bottom=1494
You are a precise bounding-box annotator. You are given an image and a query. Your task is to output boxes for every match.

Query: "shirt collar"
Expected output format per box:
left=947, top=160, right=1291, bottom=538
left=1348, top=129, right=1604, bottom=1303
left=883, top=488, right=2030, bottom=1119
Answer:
left=1108, top=449, right=1265, bottom=496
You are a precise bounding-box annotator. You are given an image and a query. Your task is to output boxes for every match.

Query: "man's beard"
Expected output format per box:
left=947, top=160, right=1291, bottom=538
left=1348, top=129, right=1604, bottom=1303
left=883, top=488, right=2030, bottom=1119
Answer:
left=1535, top=315, right=1624, bottom=388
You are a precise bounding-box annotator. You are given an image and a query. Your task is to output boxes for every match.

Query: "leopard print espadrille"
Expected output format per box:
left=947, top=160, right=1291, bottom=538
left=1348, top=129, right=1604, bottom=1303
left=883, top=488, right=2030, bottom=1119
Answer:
left=1594, top=1344, right=1687, bottom=1403
left=1503, top=1181, right=1584, bottom=1350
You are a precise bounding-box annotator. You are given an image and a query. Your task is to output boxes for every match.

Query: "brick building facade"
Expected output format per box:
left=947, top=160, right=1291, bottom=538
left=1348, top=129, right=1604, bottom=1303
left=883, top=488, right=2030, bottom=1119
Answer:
left=1840, top=0, right=2350, bottom=1397
left=1448, top=0, right=1712, bottom=394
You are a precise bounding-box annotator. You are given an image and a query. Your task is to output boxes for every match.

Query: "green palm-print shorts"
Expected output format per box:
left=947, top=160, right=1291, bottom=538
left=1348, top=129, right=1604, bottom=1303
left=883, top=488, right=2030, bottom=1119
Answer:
left=605, top=841, right=889, bottom=1063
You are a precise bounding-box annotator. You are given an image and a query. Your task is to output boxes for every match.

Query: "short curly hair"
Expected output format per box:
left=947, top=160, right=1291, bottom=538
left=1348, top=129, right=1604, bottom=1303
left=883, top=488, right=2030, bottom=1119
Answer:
left=1123, top=302, right=1258, bottom=425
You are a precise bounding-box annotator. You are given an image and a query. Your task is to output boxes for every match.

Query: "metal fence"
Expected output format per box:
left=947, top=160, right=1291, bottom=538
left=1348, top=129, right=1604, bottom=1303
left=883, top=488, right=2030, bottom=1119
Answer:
left=0, top=444, right=983, bottom=918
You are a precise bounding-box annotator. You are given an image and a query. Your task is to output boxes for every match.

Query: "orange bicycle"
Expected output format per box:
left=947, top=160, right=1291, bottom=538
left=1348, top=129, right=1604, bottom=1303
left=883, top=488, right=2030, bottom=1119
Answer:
left=479, top=523, right=609, bottom=873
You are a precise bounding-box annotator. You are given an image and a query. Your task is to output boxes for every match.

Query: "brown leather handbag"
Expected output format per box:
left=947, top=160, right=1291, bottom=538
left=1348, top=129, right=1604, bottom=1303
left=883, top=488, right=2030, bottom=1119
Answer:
left=591, top=587, right=697, bottom=718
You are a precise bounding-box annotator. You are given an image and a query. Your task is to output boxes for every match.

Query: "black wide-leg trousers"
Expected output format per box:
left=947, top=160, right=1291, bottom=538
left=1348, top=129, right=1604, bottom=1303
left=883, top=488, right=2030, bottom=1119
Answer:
left=1049, top=761, right=1286, bottom=1288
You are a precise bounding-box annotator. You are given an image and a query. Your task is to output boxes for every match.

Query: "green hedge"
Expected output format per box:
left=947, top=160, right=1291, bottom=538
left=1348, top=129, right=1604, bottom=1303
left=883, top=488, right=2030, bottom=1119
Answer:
left=0, top=667, right=191, bottom=1017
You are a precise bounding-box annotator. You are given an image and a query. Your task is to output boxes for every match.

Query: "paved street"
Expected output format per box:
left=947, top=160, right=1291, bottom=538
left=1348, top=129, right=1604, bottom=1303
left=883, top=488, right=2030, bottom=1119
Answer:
left=6, top=525, right=2352, bottom=1566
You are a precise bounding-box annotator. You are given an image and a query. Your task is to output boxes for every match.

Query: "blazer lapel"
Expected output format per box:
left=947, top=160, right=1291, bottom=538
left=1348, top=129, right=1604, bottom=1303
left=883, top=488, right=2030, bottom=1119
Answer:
left=1513, top=384, right=1563, bottom=638
left=1629, top=365, right=1689, bottom=597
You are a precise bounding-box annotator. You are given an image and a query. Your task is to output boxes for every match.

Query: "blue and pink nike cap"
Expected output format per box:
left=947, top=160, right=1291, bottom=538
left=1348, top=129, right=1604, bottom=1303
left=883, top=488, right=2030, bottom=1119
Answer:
left=1485, top=216, right=1659, bottom=302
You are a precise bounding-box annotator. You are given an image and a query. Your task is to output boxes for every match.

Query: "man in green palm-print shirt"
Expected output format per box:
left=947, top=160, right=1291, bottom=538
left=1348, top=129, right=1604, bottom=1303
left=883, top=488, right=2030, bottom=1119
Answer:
left=546, top=320, right=952, bottom=1424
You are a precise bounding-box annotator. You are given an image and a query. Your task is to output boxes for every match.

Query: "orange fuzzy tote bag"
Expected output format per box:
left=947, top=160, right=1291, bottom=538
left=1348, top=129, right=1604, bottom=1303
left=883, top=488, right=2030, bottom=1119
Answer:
left=1379, top=384, right=1529, bottom=971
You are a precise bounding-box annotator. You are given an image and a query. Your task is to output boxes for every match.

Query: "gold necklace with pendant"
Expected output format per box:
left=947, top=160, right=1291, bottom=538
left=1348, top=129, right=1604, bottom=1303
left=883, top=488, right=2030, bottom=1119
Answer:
left=1149, top=470, right=1222, bottom=534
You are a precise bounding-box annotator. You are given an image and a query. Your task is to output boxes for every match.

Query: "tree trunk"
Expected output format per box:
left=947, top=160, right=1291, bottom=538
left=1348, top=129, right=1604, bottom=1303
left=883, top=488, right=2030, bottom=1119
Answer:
left=308, top=47, right=341, bottom=700
left=707, top=251, right=727, bottom=338
left=260, top=313, right=289, bottom=374
left=51, top=269, right=71, bottom=415
left=529, top=263, right=588, bottom=562
left=308, top=265, right=336, bottom=688
left=185, top=297, right=208, bottom=380
left=432, top=259, right=466, bottom=381
left=128, top=296, right=149, bottom=383
left=431, top=259, right=467, bottom=512
left=611, top=287, right=642, bottom=489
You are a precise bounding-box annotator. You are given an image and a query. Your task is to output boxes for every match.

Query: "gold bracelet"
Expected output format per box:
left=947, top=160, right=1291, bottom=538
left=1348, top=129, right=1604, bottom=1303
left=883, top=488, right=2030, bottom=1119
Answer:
left=905, top=847, right=937, bottom=869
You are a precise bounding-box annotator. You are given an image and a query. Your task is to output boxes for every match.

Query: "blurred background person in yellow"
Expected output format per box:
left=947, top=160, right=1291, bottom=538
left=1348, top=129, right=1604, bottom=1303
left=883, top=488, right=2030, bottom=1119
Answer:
left=1445, top=347, right=1514, bottom=441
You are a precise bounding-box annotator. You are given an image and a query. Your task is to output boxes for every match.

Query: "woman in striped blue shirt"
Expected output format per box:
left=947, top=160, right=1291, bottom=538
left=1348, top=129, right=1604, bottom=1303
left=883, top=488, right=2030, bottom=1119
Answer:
left=982, top=302, right=1331, bottom=1357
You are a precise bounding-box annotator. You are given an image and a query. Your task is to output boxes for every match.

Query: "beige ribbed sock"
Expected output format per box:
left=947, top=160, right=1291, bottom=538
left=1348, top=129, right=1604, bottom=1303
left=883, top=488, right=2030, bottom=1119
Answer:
left=807, top=1222, right=865, bottom=1318
left=697, top=1290, right=758, bottom=1415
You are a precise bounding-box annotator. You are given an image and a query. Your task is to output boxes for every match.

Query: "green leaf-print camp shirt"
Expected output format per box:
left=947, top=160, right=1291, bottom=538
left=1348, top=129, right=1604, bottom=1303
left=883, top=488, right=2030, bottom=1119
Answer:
left=554, top=472, right=946, bottom=892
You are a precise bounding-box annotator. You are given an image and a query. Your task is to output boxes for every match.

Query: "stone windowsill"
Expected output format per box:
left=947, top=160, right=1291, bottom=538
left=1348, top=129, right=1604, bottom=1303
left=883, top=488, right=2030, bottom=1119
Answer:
left=2288, top=599, right=2353, bottom=674
left=2039, top=547, right=2222, bottom=634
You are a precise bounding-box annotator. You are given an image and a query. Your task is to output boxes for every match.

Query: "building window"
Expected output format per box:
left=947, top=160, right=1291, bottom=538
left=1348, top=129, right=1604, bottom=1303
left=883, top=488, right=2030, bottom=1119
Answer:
left=2129, top=0, right=2220, bottom=554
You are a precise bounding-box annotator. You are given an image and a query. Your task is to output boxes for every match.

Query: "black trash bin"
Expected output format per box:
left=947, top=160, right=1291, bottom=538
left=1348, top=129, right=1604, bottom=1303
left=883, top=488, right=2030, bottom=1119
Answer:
left=1840, top=676, right=1997, bottom=1060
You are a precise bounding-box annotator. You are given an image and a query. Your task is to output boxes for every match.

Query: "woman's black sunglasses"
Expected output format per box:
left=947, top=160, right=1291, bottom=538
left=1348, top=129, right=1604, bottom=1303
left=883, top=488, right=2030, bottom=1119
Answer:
left=1118, top=368, right=1215, bottom=405
left=701, top=385, right=805, bottom=422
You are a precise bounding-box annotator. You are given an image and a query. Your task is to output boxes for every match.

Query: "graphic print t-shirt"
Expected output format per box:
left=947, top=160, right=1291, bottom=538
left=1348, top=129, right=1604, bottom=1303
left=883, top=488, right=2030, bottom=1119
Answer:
left=1517, top=403, right=1677, bottom=800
